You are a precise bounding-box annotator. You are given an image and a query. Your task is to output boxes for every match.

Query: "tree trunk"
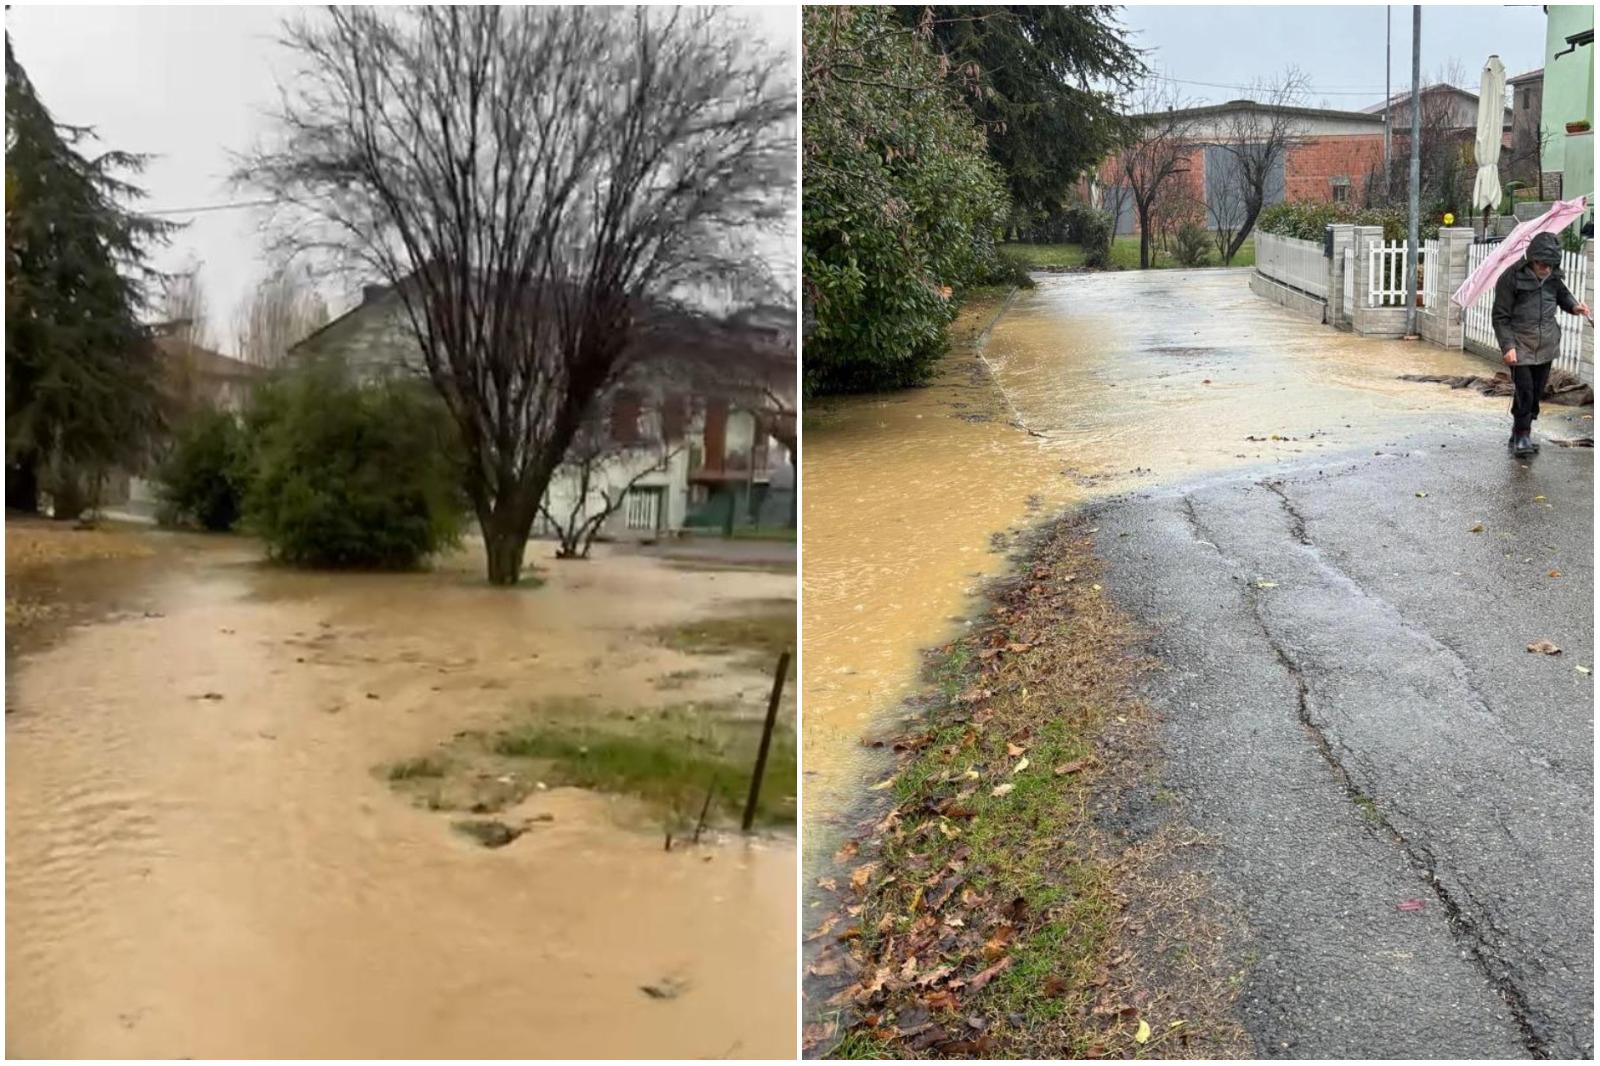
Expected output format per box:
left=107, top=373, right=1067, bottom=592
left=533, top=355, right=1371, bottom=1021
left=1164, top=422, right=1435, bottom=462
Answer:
left=1227, top=202, right=1263, bottom=263
left=484, top=524, right=524, bottom=585
left=482, top=504, right=536, bottom=585
left=6, top=453, right=40, bottom=514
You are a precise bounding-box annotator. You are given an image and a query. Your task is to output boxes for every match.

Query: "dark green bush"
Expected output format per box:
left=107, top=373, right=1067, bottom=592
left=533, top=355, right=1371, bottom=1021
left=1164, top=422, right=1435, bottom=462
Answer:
left=1066, top=203, right=1114, bottom=268
left=802, top=6, right=1010, bottom=396
left=156, top=408, right=249, bottom=531
left=1174, top=224, right=1210, bottom=267
left=982, top=252, right=1037, bottom=289
left=242, top=358, right=466, bottom=569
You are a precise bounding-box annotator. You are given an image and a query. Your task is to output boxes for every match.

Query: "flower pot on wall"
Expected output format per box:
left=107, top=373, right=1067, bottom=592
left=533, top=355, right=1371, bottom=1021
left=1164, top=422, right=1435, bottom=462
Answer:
left=1566, top=120, right=1591, bottom=135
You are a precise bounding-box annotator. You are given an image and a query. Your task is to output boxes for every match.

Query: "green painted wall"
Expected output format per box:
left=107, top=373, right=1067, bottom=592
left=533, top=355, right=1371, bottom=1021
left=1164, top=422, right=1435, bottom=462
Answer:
left=1541, top=4, right=1595, bottom=187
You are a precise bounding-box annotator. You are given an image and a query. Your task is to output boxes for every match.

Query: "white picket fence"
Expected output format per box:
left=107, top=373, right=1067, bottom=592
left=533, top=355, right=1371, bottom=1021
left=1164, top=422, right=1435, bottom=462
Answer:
left=1366, top=239, right=1429, bottom=308
left=1255, top=231, right=1328, bottom=299
left=1461, top=242, right=1590, bottom=378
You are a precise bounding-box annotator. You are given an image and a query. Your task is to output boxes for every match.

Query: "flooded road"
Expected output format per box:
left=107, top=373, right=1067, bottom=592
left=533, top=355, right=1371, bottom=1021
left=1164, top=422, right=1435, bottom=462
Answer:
left=7, top=532, right=795, bottom=1058
left=801, top=268, right=1582, bottom=853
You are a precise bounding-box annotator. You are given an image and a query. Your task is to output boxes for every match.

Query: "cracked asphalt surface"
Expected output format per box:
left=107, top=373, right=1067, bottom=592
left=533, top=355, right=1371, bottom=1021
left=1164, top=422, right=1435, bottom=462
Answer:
left=1090, top=425, right=1592, bottom=1058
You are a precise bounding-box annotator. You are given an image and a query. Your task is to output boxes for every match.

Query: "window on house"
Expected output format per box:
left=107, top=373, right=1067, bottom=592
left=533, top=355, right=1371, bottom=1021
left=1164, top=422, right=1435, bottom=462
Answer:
left=1331, top=177, right=1350, bottom=204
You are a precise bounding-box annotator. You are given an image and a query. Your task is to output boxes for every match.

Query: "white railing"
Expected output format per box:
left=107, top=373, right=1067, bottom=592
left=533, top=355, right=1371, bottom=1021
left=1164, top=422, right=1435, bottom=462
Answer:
left=1461, top=242, right=1591, bottom=379
left=1256, top=231, right=1328, bottom=298
left=1367, top=239, right=1427, bottom=308
left=1421, top=238, right=1440, bottom=309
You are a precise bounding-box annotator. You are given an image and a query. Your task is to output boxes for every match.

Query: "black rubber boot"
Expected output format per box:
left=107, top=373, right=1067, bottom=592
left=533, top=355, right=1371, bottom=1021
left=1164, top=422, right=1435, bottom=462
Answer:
left=1513, top=434, right=1537, bottom=457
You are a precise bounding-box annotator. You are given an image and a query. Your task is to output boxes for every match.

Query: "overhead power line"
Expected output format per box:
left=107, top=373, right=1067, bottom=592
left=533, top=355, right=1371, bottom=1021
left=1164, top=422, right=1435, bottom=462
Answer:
left=143, top=197, right=283, bottom=217
left=1148, top=73, right=1392, bottom=98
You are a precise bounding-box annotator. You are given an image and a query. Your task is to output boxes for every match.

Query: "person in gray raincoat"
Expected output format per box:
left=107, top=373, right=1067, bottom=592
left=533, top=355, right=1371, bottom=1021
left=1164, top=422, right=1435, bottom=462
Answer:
left=1491, top=231, right=1592, bottom=457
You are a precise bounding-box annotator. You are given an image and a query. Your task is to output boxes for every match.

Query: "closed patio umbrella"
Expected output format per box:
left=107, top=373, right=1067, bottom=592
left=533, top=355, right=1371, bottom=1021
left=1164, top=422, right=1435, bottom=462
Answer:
left=1470, top=55, right=1507, bottom=229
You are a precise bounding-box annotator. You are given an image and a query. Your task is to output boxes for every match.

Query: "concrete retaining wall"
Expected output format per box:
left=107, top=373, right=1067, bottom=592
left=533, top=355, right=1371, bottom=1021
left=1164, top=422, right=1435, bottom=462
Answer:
left=1248, top=271, right=1327, bottom=322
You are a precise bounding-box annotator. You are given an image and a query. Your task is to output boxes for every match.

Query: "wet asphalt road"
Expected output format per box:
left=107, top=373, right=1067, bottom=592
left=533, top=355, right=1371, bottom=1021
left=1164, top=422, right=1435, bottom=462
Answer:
left=1090, top=422, right=1593, bottom=1058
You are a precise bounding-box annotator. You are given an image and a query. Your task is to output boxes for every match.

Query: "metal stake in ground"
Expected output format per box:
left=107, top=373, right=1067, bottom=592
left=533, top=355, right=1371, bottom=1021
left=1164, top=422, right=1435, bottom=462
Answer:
left=741, top=649, right=791, bottom=832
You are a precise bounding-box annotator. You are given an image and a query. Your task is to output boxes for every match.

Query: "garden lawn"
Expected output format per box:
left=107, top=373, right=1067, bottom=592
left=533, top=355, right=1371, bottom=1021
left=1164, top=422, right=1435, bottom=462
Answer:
left=1003, top=235, right=1255, bottom=272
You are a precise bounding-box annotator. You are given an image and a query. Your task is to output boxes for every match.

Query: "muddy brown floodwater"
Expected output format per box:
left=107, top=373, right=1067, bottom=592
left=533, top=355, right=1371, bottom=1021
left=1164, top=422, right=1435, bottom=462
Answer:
left=802, top=268, right=1584, bottom=863
left=7, top=530, right=795, bottom=1058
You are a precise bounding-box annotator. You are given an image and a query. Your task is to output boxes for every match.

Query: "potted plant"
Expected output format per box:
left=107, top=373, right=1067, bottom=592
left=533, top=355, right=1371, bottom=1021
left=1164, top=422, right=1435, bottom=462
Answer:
left=1566, top=119, right=1591, bottom=135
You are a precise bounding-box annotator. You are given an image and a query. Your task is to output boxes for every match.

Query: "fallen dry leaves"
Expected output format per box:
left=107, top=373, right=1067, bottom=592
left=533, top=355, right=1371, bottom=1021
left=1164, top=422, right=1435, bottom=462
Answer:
left=801, top=517, right=1244, bottom=1059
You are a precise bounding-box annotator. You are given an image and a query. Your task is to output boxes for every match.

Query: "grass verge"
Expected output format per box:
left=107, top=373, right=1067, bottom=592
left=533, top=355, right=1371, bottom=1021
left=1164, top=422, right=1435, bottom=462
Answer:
left=803, top=516, right=1245, bottom=1059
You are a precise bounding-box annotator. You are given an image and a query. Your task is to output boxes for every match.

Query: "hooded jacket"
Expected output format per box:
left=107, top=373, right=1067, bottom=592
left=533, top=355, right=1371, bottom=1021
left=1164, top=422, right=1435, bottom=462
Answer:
left=1491, top=232, right=1578, bottom=365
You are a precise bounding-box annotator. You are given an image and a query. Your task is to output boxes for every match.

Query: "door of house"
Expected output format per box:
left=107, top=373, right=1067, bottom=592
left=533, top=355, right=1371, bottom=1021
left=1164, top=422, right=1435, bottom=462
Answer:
left=625, top=487, right=663, bottom=532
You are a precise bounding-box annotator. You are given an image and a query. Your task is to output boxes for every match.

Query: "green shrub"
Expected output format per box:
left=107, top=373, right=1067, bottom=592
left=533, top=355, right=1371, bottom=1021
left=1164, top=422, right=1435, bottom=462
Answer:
left=1066, top=203, right=1114, bottom=269
left=802, top=6, right=1011, bottom=396
left=1256, top=200, right=1437, bottom=244
left=242, top=358, right=466, bottom=569
left=156, top=409, right=249, bottom=531
left=1174, top=223, right=1210, bottom=267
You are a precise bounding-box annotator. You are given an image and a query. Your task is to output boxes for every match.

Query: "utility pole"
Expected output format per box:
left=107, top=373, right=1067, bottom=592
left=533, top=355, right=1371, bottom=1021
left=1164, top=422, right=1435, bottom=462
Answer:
left=1405, top=4, right=1422, bottom=338
left=1384, top=6, right=1393, bottom=199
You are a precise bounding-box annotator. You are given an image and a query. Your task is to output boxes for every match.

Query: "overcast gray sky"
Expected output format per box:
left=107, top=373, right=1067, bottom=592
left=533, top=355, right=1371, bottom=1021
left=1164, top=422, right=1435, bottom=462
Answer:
left=4, top=4, right=799, bottom=357
left=1117, top=4, right=1553, bottom=108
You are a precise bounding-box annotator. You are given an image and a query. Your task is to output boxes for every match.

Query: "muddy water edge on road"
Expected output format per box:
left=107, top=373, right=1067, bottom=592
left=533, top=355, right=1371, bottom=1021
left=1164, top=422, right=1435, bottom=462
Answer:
left=6, top=523, right=795, bottom=1058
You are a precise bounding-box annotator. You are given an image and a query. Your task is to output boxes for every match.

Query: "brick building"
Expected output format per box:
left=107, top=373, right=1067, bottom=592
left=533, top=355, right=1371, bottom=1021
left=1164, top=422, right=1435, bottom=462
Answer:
left=1092, top=100, right=1389, bottom=235
left=1091, top=90, right=1510, bottom=236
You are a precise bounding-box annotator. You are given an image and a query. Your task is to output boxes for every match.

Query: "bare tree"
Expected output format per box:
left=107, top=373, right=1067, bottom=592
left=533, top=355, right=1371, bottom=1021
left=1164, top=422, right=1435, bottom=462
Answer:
left=234, top=262, right=331, bottom=367
left=1206, top=152, right=1248, bottom=264
left=158, top=261, right=215, bottom=413
left=1113, top=80, right=1197, bottom=269
left=1101, top=180, right=1132, bottom=242
left=237, top=6, right=793, bottom=584
left=1211, top=68, right=1311, bottom=262
left=159, top=261, right=213, bottom=350
left=539, top=393, right=683, bottom=560
left=1374, top=65, right=1478, bottom=212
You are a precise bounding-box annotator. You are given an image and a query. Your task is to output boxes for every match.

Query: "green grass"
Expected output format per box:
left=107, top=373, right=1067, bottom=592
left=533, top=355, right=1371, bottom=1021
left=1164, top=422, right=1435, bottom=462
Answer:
left=1003, top=234, right=1256, bottom=272
left=657, top=602, right=796, bottom=662
left=491, top=723, right=797, bottom=827
left=827, top=1030, right=898, bottom=1059
left=387, top=755, right=448, bottom=781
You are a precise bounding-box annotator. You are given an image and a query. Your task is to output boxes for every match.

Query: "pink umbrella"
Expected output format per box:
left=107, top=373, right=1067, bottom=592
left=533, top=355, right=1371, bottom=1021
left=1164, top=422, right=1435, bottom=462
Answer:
left=1452, top=195, right=1588, bottom=308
